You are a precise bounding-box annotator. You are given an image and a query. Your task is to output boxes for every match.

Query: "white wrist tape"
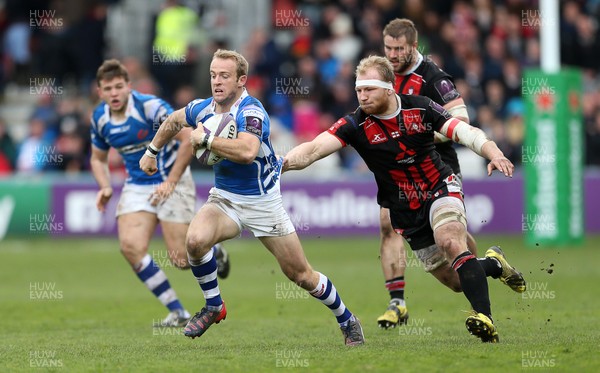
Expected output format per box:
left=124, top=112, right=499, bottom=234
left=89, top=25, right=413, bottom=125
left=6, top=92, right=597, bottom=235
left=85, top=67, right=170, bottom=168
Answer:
left=439, top=118, right=490, bottom=156
left=355, top=79, right=394, bottom=90
left=148, top=143, right=161, bottom=153
left=144, top=148, right=157, bottom=159
left=206, top=134, right=215, bottom=150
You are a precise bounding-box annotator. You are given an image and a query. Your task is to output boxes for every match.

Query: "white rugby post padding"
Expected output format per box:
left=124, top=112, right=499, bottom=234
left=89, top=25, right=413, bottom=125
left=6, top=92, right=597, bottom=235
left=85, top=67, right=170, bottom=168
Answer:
left=540, top=0, right=559, bottom=73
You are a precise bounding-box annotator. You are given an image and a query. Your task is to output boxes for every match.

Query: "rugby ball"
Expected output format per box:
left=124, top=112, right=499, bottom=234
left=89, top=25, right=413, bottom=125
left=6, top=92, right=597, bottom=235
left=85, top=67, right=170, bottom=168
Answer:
left=195, top=113, right=237, bottom=166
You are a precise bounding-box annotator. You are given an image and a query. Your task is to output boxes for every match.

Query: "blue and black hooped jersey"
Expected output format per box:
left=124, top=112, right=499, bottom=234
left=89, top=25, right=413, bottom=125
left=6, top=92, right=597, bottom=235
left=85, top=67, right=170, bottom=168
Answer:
left=185, top=89, right=280, bottom=196
left=91, top=90, right=176, bottom=185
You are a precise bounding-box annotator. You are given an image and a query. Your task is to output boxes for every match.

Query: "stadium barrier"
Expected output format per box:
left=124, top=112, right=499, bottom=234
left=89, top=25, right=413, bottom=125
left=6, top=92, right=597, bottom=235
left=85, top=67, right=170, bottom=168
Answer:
left=1, top=173, right=599, bottom=239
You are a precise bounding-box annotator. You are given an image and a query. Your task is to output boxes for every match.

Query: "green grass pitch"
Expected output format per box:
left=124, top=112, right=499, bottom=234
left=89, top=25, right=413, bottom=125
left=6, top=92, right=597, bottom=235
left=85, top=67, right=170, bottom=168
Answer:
left=1, top=235, right=598, bottom=372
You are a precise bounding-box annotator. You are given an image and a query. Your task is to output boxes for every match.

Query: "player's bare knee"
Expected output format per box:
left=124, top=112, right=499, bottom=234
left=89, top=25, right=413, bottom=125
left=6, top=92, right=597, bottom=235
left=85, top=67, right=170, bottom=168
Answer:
left=185, top=234, right=212, bottom=258
left=436, top=235, right=462, bottom=253
left=285, top=268, right=314, bottom=291
left=119, top=238, right=146, bottom=260
left=435, top=221, right=467, bottom=257
left=283, top=268, right=304, bottom=285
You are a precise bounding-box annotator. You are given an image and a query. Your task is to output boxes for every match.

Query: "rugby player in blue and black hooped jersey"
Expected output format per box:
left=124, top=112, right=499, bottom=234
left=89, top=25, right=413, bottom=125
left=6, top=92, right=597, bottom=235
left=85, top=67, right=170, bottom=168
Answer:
left=139, top=49, right=365, bottom=346
left=284, top=55, right=526, bottom=342
left=90, top=59, right=229, bottom=328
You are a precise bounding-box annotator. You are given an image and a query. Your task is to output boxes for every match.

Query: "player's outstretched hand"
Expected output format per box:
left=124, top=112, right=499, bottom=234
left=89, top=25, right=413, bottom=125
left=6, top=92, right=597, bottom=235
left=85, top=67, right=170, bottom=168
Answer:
left=139, top=154, right=158, bottom=175
left=487, top=156, right=514, bottom=178
left=96, top=187, right=113, bottom=212
left=149, top=181, right=176, bottom=206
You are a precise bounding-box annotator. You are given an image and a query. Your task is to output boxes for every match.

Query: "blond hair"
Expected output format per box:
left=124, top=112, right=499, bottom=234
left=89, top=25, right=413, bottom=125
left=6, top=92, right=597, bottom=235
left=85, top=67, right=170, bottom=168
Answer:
left=355, top=55, right=395, bottom=84
left=213, top=49, right=249, bottom=79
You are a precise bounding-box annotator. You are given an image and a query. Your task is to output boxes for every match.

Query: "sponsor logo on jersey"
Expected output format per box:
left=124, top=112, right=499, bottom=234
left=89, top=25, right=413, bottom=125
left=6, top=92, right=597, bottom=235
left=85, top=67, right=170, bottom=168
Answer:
left=109, top=125, right=131, bottom=134
left=364, top=118, right=388, bottom=144
left=137, top=129, right=149, bottom=140
left=395, top=144, right=416, bottom=164
left=242, top=108, right=265, bottom=121
left=396, top=156, right=416, bottom=164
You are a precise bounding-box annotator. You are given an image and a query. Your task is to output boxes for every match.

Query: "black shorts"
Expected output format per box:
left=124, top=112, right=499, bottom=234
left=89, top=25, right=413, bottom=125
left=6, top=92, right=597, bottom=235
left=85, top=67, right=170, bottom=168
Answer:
left=400, top=222, right=436, bottom=251
left=435, top=142, right=461, bottom=176
left=389, top=174, right=463, bottom=251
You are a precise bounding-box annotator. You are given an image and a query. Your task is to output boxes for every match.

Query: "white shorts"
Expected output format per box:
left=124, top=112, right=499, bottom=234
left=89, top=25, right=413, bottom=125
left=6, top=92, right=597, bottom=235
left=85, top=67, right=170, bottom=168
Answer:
left=205, top=187, right=295, bottom=237
left=116, top=168, right=196, bottom=224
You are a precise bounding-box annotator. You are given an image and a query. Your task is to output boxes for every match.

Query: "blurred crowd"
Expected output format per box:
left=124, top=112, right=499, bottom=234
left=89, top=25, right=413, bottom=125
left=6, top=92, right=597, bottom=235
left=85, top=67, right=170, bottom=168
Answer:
left=1, top=0, right=600, bottom=177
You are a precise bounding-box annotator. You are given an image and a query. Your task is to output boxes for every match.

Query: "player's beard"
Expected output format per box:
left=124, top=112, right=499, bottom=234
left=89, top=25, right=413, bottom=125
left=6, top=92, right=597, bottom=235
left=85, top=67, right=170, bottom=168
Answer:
left=394, top=49, right=416, bottom=75
left=360, top=99, right=388, bottom=115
